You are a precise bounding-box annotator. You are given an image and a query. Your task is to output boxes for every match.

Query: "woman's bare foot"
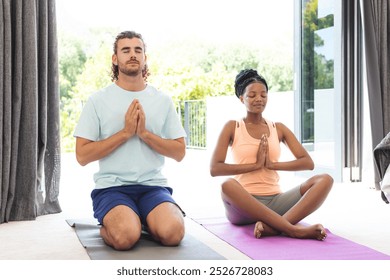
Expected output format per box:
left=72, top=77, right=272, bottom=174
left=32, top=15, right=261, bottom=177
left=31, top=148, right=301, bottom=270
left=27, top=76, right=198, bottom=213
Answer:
left=290, top=224, right=327, bottom=241
left=254, top=221, right=264, bottom=238
left=253, top=221, right=280, bottom=238
left=253, top=221, right=326, bottom=241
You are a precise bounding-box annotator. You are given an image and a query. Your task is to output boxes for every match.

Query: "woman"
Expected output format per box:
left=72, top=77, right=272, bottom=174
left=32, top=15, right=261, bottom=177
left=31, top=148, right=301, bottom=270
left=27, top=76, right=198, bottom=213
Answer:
left=210, top=69, right=333, bottom=240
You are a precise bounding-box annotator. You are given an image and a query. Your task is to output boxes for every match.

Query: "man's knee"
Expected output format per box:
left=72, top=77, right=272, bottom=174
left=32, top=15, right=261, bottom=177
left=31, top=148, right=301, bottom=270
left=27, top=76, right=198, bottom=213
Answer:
left=155, top=220, right=185, bottom=246
left=146, top=202, right=185, bottom=246
left=101, top=225, right=141, bottom=251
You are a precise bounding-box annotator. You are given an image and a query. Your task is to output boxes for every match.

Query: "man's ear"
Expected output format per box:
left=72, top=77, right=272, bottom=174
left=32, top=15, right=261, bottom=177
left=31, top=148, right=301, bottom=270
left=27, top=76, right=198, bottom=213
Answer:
left=112, top=54, right=118, bottom=66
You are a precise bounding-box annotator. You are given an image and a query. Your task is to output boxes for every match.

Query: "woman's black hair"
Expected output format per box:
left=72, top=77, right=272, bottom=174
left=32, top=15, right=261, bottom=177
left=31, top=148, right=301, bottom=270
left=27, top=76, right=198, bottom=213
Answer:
left=234, top=69, right=268, bottom=98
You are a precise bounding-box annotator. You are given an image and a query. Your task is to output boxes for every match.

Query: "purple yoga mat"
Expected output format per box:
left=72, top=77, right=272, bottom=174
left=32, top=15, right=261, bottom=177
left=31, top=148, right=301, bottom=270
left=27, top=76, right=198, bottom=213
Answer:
left=194, top=217, right=390, bottom=260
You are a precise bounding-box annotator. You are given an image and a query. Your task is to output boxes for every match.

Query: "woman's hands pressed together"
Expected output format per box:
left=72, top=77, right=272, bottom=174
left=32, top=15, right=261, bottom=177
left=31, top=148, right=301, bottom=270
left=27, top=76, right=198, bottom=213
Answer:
left=256, top=134, right=274, bottom=170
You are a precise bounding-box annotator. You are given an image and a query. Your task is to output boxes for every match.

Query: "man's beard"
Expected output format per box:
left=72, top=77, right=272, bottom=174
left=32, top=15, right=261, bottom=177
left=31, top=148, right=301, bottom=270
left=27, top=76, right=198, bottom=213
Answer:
left=118, top=63, right=142, bottom=77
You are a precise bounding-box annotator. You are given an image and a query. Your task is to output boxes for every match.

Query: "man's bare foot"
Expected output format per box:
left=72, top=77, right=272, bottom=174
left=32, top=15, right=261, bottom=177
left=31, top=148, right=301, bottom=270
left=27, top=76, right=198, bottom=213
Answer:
left=253, top=221, right=280, bottom=238
left=291, top=224, right=327, bottom=241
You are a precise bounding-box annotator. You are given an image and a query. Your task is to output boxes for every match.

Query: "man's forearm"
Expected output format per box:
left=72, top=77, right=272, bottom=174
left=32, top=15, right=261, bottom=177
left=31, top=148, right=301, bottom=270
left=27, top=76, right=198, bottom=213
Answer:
left=138, top=131, right=185, bottom=162
left=76, top=130, right=130, bottom=166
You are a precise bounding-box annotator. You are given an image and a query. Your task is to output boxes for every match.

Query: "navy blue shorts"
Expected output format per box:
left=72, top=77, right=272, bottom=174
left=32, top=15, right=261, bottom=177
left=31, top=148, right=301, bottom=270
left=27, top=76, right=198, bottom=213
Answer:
left=91, top=185, right=184, bottom=225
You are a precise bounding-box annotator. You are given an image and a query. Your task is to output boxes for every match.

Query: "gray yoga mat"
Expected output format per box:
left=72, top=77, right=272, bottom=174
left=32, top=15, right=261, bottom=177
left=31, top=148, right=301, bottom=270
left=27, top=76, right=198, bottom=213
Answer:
left=66, top=218, right=225, bottom=260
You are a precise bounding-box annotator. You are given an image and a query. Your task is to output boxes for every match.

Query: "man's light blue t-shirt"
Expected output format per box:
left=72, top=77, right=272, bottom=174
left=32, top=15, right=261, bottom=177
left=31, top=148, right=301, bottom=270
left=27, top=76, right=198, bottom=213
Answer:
left=74, top=83, right=186, bottom=189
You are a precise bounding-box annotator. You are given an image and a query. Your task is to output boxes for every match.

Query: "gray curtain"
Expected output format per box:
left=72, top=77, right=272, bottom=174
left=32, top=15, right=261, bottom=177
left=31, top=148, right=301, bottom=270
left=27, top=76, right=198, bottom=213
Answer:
left=0, top=0, right=61, bottom=223
left=362, top=0, right=390, bottom=189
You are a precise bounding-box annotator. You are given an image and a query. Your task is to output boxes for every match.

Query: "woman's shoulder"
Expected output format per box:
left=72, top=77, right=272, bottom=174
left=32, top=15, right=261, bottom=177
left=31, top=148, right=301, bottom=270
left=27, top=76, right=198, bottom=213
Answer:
left=220, top=120, right=239, bottom=144
left=274, top=122, right=290, bottom=131
left=219, top=120, right=239, bottom=136
left=224, top=119, right=241, bottom=129
left=273, top=122, right=295, bottom=141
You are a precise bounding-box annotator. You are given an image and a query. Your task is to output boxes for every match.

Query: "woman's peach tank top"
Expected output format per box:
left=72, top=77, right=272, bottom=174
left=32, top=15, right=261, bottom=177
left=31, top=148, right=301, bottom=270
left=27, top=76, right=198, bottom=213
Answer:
left=231, top=119, right=281, bottom=196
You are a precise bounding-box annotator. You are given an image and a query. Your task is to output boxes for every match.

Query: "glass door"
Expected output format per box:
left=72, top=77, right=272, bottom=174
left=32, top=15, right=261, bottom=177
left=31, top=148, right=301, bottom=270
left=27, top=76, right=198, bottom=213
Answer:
left=295, top=0, right=343, bottom=181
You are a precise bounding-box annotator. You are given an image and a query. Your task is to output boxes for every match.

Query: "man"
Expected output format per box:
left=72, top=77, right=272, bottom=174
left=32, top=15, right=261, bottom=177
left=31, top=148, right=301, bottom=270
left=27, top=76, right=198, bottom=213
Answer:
left=74, top=31, right=186, bottom=250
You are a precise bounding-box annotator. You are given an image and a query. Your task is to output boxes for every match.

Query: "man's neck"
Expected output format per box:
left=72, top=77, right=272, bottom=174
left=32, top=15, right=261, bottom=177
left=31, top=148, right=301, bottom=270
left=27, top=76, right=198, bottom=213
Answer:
left=115, top=76, right=146, bottom=92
